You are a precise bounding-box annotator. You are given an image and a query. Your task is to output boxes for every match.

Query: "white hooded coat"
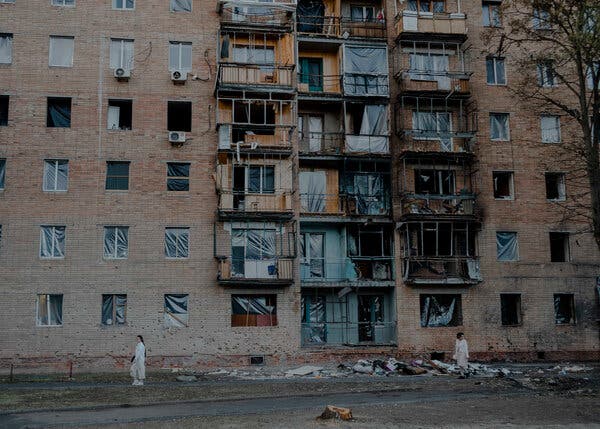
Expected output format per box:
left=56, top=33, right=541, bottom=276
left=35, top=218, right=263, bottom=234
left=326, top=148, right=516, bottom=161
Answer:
left=130, top=341, right=146, bottom=380
left=453, top=338, right=469, bottom=369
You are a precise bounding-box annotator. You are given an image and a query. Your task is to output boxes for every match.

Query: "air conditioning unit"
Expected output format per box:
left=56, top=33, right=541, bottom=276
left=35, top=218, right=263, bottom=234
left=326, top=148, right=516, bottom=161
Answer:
left=114, top=67, right=131, bottom=80
left=168, top=131, right=186, bottom=144
left=171, top=70, right=187, bottom=83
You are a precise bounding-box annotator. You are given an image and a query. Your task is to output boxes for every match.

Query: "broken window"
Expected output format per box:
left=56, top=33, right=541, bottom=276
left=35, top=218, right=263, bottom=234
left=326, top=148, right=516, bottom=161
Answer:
left=170, top=0, right=191, bottom=12
left=554, top=293, right=575, bottom=324
left=165, top=227, right=189, bottom=258
left=232, top=45, right=274, bottom=65
left=164, top=294, right=188, bottom=327
left=407, top=0, right=445, bottom=13
left=103, top=226, right=129, bottom=259
left=231, top=295, right=277, bottom=327
left=351, top=6, right=375, bottom=21
left=52, top=0, right=75, bottom=5
left=493, top=171, right=513, bottom=199
left=107, top=99, right=132, bottom=130
left=496, top=231, right=518, bottom=261
left=537, top=60, right=556, bottom=87
left=406, top=222, right=475, bottom=258
left=549, top=232, right=569, bottom=262
left=412, top=111, right=452, bottom=150
left=113, top=0, right=134, bottom=10
left=533, top=8, right=551, bottom=30
left=232, top=100, right=275, bottom=125
left=0, top=159, right=5, bottom=189
left=49, top=36, right=74, bottom=67
left=37, top=294, right=63, bottom=326
left=482, top=1, right=502, bottom=27
left=43, top=159, right=68, bottom=192
left=167, top=101, right=192, bottom=132
left=348, top=225, right=392, bottom=257
left=414, top=169, right=455, bottom=195
left=231, top=228, right=276, bottom=277
left=489, top=113, right=509, bottom=140
left=0, top=95, right=8, bottom=126
left=358, top=295, right=385, bottom=342
left=420, top=294, right=462, bottom=327
left=109, top=38, right=134, bottom=70
left=0, top=33, right=12, bottom=64
left=345, top=104, right=388, bottom=153
left=169, top=41, right=192, bottom=72
left=101, top=294, right=126, bottom=325
left=343, top=46, right=388, bottom=96
left=105, top=161, right=130, bottom=190
left=40, top=226, right=65, bottom=258
left=540, top=115, right=560, bottom=143
left=167, top=162, right=190, bottom=191
left=545, top=172, right=566, bottom=200
left=500, top=293, right=521, bottom=326
left=300, top=232, right=325, bottom=279
left=47, top=97, right=72, bottom=128
left=486, top=56, right=506, bottom=85
left=299, top=170, right=326, bottom=213
left=301, top=295, right=326, bottom=343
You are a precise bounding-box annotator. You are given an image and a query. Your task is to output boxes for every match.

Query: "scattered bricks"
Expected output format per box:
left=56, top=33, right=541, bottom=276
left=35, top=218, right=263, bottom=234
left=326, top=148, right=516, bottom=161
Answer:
left=403, top=366, right=428, bottom=375
left=318, top=405, right=353, bottom=421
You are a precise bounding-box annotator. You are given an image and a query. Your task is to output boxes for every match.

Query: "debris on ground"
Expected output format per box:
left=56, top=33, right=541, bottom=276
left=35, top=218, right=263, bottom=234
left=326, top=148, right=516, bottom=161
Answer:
left=175, top=375, right=198, bottom=382
left=285, top=365, right=323, bottom=377
left=317, top=405, right=353, bottom=421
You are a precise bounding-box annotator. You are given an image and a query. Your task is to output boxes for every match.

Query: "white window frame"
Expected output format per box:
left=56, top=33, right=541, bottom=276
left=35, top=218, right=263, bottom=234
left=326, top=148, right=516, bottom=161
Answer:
left=103, top=226, right=129, bottom=259
left=36, top=294, right=63, bottom=327
left=0, top=33, right=13, bottom=65
left=43, top=159, right=69, bottom=192
left=540, top=114, right=561, bottom=143
left=40, top=225, right=66, bottom=259
left=0, top=0, right=16, bottom=3
left=49, top=36, right=74, bottom=67
left=489, top=113, right=510, bottom=141
left=482, top=1, right=502, bottom=27
left=165, top=227, right=190, bottom=259
left=486, top=56, right=506, bottom=85
left=51, top=0, right=75, bottom=6
left=112, top=0, right=135, bottom=10
left=109, top=38, right=134, bottom=70
left=169, top=41, right=192, bottom=72
left=492, top=170, right=514, bottom=200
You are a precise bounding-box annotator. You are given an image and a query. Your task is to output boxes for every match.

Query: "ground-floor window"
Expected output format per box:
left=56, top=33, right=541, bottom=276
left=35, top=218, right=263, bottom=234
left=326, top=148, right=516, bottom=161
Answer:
left=420, top=294, right=462, bottom=327
left=164, top=294, right=189, bottom=327
left=231, top=295, right=277, bottom=327
left=101, top=294, right=127, bottom=325
left=36, top=294, right=63, bottom=326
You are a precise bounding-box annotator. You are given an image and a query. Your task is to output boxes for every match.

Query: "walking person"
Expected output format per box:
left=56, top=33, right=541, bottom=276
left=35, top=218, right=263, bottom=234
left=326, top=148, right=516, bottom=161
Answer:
left=130, top=335, right=146, bottom=386
left=453, top=332, right=469, bottom=379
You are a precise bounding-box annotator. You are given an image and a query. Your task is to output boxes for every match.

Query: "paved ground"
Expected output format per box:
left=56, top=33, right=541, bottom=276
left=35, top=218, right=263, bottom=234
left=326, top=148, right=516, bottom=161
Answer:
left=1, top=363, right=599, bottom=428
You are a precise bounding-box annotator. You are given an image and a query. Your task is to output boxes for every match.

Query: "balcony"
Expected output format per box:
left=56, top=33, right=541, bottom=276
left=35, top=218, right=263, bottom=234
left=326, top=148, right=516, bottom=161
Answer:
left=299, top=132, right=389, bottom=155
left=301, top=256, right=394, bottom=285
left=400, top=194, right=477, bottom=218
left=396, top=10, right=467, bottom=39
left=402, top=256, right=481, bottom=285
left=217, top=256, right=294, bottom=286
left=300, top=193, right=390, bottom=217
left=297, top=74, right=342, bottom=96
left=218, top=126, right=293, bottom=153
left=218, top=190, right=294, bottom=220
left=301, top=321, right=396, bottom=346
left=297, top=15, right=386, bottom=39
left=398, top=71, right=470, bottom=95
left=217, top=63, right=295, bottom=90
left=220, top=3, right=294, bottom=30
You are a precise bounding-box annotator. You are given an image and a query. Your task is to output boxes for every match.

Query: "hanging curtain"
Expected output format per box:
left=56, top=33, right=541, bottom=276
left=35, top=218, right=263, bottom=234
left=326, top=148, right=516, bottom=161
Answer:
left=354, top=174, right=384, bottom=215
left=344, top=47, right=388, bottom=96
left=0, top=34, right=12, bottom=64
left=49, top=37, right=74, bottom=67
left=49, top=294, right=63, bottom=325
left=496, top=232, right=518, bottom=261
left=420, top=296, right=456, bottom=327
left=48, top=102, right=71, bottom=127
left=300, top=171, right=326, bottom=212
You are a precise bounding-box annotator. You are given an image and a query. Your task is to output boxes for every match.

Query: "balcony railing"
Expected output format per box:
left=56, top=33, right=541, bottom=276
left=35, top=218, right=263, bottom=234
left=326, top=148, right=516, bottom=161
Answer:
left=400, top=133, right=475, bottom=154
left=218, top=190, right=293, bottom=215
left=299, top=133, right=389, bottom=155
left=398, top=71, right=471, bottom=94
left=218, top=256, right=294, bottom=283
left=218, top=63, right=295, bottom=88
left=301, top=257, right=394, bottom=283
left=400, top=194, right=476, bottom=217
left=219, top=127, right=293, bottom=151
left=220, top=5, right=293, bottom=28
left=297, top=74, right=342, bottom=94
left=301, top=321, right=396, bottom=346
left=300, top=193, right=390, bottom=216
left=297, top=16, right=386, bottom=38
left=402, top=256, right=481, bottom=284
left=344, top=73, right=389, bottom=96
left=345, top=134, right=389, bottom=154
left=396, top=10, right=467, bottom=37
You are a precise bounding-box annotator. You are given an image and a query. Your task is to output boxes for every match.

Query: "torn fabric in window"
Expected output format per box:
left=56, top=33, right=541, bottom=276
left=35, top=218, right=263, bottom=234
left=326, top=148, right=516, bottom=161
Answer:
left=37, top=294, right=63, bottom=326
left=165, top=228, right=189, bottom=258
left=40, top=226, right=65, bottom=258
left=344, top=47, right=388, bottom=96
left=43, top=160, right=68, bottom=191
left=490, top=113, right=509, bottom=140
left=346, top=105, right=389, bottom=153
left=231, top=295, right=277, bottom=326
left=297, top=0, right=325, bottom=33
left=47, top=98, right=71, bottom=128
left=301, top=295, right=326, bottom=342
left=104, top=226, right=129, bottom=259
left=352, top=174, right=387, bottom=215
left=300, top=171, right=326, bottom=212
left=554, top=294, right=575, bottom=324
left=420, top=295, right=461, bottom=327
left=164, top=294, right=189, bottom=327
left=170, top=0, right=191, bottom=12
left=496, top=231, right=518, bottom=261
left=0, top=33, right=12, bottom=64
left=102, top=294, right=127, bottom=325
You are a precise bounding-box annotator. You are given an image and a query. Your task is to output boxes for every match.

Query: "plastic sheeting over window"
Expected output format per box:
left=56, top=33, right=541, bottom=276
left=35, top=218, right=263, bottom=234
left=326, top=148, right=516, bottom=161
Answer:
left=49, top=36, right=74, bottom=67
left=43, top=159, right=68, bottom=192
left=299, top=171, right=326, bottom=213
left=496, top=231, right=518, bottom=261
left=231, top=295, right=277, bottom=326
left=164, top=294, right=189, bottom=327
left=37, top=294, right=63, bottom=326
left=102, top=294, right=126, bottom=325
left=0, top=159, right=5, bottom=189
left=490, top=113, right=509, bottom=140
left=301, top=295, right=326, bottom=342
left=0, top=33, right=12, bottom=64
left=104, top=226, right=128, bottom=259
left=165, top=227, right=189, bottom=258
left=113, top=0, right=135, bottom=9
left=420, top=294, right=462, bottom=327
left=170, top=0, right=191, bottom=12
left=167, top=162, right=190, bottom=191
left=47, top=98, right=71, bottom=128
left=554, top=294, right=575, bottom=325
left=346, top=105, right=389, bottom=153
left=297, top=0, right=325, bottom=32
left=344, top=47, right=388, bottom=96
left=40, top=226, right=65, bottom=258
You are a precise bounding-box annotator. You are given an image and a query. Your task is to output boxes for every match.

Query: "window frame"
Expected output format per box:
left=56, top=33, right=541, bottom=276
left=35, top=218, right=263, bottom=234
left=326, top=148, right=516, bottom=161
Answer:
left=0, top=158, right=5, bottom=190
left=166, top=162, right=190, bottom=192
left=545, top=171, right=566, bottom=201
left=231, top=294, right=278, bottom=327
left=47, top=97, right=72, bottom=128
left=109, top=38, right=134, bottom=70
left=492, top=170, right=514, bottom=200
left=112, top=0, right=135, bottom=10
left=169, top=41, right=192, bottom=72
left=549, top=231, right=570, bottom=262
left=540, top=114, right=561, bottom=143
left=537, top=61, right=557, bottom=87
left=107, top=99, right=133, bottom=131
left=42, top=159, right=69, bottom=192
left=482, top=1, right=502, bottom=27
left=553, top=293, right=576, bottom=325
left=486, top=56, right=506, bottom=85
left=51, top=0, right=75, bottom=6
left=500, top=293, right=522, bottom=326
left=101, top=294, right=127, bottom=325
left=36, top=294, right=64, bottom=327
left=0, top=95, right=8, bottom=126
left=170, top=0, right=192, bottom=13
left=103, top=226, right=129, bottom=260
left=489, top=112, right=510, bottom=141
left=164, top=293, right=189, bottom=327
left=0, top=33, right=13, bottom=65
left=48, top=35, right=75, bottom=67
left=39, top=225, right=66, bottom=259
left=165, top=227, right=190, bottom=259
left=105, top=161, right=130, bottom=191
left=496, top=231, right=518, bottom=262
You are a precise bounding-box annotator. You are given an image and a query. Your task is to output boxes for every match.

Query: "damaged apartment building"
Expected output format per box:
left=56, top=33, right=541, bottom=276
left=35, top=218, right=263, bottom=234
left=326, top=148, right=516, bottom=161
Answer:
left=0, top=0, right=598, bottom=371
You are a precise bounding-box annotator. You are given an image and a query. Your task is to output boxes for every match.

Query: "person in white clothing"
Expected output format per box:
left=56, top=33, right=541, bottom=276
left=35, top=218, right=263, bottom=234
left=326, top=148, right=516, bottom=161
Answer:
left=130, top=335, right=146, bottom=386
left=453, top=332, right=469, bottom=379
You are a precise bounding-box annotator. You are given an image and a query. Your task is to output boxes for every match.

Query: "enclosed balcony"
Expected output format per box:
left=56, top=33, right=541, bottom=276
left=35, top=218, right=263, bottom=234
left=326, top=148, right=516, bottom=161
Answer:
left=395, top=40, right=471, bottom=95
left=217, top=31, right=295, bottom=91
left=219, top=1, right=295, bottom=30
left=216, top=156, right=294, bottom=220
left=298, top=46, right=343, bottom=96
left=399, top=220, right=481, bottom=285
left=301, top=289, right=396, bottom=346
left=215, top=221, right=296, bottom=286
left=343, top=45, right=389, bottom=97
left=396, top=96, right=477, bottom=154
left=395, top=0, right=467, bottom=40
